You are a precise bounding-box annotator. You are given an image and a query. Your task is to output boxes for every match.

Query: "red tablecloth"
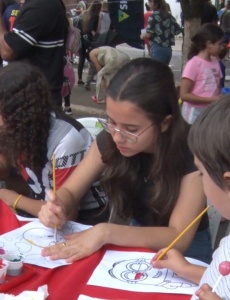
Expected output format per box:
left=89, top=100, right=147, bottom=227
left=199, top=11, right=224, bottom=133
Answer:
left=0, top=200, right=190, bottom=300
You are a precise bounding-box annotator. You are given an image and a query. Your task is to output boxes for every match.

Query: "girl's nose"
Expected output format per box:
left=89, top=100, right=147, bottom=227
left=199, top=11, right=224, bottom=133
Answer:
left=112, top=130, right=126, bottom=143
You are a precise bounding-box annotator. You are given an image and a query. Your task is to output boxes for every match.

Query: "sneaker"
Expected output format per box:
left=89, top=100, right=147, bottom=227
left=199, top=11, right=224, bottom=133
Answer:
left=90, top=79, right=96, bottom=85
left=84, top=84, right=91, bottom=91
left=63, top=107, right=73, bottom=115
left=78, top=80, right=85, bottom=85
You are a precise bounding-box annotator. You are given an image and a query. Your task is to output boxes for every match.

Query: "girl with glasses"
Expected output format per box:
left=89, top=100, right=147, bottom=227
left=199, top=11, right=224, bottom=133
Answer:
left=39, top=58, right=212, bottom=264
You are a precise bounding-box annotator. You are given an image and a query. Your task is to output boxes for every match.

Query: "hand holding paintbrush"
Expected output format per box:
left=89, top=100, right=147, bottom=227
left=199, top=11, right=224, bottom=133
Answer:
left=39, top=189, right=67, bottom=228
left=135, top=206, right=210, bottom=280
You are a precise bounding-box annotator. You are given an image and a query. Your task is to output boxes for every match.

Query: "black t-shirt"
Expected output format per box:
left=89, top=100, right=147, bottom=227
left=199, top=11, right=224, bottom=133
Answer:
left=4, top=0, right=68, bottom=102
left=97, top=130, right=208, bottom=231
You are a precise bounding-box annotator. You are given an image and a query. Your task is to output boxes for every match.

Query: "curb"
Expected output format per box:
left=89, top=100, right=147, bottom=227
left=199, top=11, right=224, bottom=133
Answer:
left=71, top=103, right=104, bottom=115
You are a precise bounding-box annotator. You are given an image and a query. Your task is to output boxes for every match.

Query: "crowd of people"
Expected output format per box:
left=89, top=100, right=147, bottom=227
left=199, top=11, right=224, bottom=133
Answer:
left=0, top=1, right=230, bottom=300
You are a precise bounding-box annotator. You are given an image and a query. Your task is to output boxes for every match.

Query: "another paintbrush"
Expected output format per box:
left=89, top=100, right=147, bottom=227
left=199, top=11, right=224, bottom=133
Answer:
left=135, top=206, right=210, bottom=280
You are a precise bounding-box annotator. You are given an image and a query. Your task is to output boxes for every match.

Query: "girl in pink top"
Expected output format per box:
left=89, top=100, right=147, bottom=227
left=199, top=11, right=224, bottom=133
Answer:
left=181, top=23, right=224, bottom=124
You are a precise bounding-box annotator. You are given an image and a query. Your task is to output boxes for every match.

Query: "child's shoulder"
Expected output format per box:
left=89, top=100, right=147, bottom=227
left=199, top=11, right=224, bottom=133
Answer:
left=213, top=233, right=230, bottom=260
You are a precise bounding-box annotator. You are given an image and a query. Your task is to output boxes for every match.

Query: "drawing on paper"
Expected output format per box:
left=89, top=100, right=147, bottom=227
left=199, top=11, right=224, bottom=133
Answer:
left=0, top=220, right=91, bottom=269
left=109, top=258, right=196, bottom=289
left=87, top=250, right=208, bottom=295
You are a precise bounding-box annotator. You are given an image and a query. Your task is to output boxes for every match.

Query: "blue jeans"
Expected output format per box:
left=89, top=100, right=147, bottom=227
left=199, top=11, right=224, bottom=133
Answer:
left=150, top=42, right=172, bottom=65
left=185, top=228, right=212, bottom=264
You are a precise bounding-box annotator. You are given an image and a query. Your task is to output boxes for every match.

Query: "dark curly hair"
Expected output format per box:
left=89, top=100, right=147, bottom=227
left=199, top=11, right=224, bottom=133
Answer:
left=0, top=62, right=54, bottom=172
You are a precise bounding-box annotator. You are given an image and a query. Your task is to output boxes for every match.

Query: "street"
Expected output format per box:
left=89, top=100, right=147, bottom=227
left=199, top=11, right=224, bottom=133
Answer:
left=70, top=37, right=230, bottom=118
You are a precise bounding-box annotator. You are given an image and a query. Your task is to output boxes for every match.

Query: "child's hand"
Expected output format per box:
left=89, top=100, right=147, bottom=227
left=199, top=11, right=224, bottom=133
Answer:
left=38, top=190, right=67, bottom=228
left=151, top=248, right=189, bottom=275
left=140, top=33, right=146, bottom=40
left=195, top=283, right=222, bottom=300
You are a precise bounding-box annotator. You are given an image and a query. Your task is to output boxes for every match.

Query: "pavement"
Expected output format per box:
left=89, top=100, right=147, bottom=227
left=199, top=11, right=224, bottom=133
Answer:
left=69, top=37, right=230, bottom=119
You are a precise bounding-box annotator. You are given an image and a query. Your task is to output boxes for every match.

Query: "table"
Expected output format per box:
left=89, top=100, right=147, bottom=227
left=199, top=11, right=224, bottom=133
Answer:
left=0, top=200, right=191, bottom=300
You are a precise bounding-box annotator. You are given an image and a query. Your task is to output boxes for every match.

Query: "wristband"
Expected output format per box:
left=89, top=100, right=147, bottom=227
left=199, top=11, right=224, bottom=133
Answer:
left=13, top=194, right=22, bottom=211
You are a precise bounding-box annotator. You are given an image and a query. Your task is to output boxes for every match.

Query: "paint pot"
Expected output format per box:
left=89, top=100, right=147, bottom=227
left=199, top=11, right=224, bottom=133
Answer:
left=0, top=259, right=8, bottom=284
left=3, top=253, right=23, bottom=276
left=0, top=248, right=5, bottom=259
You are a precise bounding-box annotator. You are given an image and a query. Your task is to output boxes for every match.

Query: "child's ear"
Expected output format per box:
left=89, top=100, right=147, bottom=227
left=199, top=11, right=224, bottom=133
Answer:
left=224, top=172, right=230, bottom=189
left=161, top=115, right=172, bottom=133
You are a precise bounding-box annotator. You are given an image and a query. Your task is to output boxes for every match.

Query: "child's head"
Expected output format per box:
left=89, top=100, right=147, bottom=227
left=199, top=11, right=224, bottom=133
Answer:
left=0, top=61, right=53, bottom=170
left=188, top=23, right=224, bottom=60
left=0, top=61, right=52, bottom=118
left=106, top=58, right=183, bottom=142
left=101, top=0, right=108, bottom=11
left=104, top=57, right=188, bottom=160
left=145, top=2, right=150, bottom=11
left=188, top=96, right=230, bottom=219
left=152, top=0, right=169, bottom=14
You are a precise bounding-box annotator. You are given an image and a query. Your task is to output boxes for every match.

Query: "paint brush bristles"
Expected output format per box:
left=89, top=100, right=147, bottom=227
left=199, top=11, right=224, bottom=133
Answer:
left=52, top=154, right=57, bottom=243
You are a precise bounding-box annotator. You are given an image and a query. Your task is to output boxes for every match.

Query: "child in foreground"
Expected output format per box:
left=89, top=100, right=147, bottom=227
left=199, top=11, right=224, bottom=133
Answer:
left=152, top=96, right=230, bottom=300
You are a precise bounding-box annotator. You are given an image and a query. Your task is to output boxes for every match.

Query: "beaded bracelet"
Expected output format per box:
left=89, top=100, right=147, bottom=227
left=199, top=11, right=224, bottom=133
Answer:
left=13, top=194, right=22, bottom=211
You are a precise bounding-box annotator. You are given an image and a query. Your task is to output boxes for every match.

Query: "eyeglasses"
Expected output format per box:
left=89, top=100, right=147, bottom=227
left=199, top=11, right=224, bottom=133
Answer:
left=98, top=118, right=153, bottom=143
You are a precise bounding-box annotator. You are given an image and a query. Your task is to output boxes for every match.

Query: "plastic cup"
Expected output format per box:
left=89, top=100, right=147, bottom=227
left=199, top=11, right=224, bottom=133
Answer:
left=3, top=253, right=23, bottom=276
left=0, top=259, right=8, bottom=284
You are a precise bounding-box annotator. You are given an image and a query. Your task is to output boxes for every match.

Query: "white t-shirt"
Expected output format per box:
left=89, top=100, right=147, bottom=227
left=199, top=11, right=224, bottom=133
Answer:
left=191, top=234, right=230, bottom=300
left=20, top=113, right=107, bottom=211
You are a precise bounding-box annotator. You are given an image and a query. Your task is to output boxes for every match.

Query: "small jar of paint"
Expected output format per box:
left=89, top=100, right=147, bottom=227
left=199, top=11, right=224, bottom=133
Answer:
left=0, top=259, right=8, bottom=284
left=3, top=253, right=23, bottom=276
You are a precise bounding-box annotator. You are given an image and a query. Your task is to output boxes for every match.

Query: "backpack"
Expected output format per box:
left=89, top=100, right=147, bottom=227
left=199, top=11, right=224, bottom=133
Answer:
left=65, top=26, right=81, bottom=55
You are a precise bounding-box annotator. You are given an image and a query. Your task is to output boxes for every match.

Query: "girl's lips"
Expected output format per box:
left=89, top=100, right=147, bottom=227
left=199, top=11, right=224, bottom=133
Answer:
left=116, top=145, right=129, bottom=152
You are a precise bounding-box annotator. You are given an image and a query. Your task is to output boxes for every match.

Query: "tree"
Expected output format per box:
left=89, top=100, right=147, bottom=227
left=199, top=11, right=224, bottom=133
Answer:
left=177, top=0, right=205, bottom=70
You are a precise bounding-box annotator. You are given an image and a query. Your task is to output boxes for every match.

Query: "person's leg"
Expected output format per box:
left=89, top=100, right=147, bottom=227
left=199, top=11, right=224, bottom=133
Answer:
left=63, top=92, right=72, bottom=115
left=77, top=44, right=86, bottom=84
left=84, top=61, right=97, bottom=90
left=64, top=94, right=70, bottom=107
left=52, top=91, right=62, bottom=108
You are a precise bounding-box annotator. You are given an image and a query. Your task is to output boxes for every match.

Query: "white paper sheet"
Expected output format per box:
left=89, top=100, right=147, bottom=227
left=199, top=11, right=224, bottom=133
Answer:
left=16, top=215, right=39, bottom=222
left=87, top=250, right=208, bottom=295
left=0, top=220, right=91, bottom=269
